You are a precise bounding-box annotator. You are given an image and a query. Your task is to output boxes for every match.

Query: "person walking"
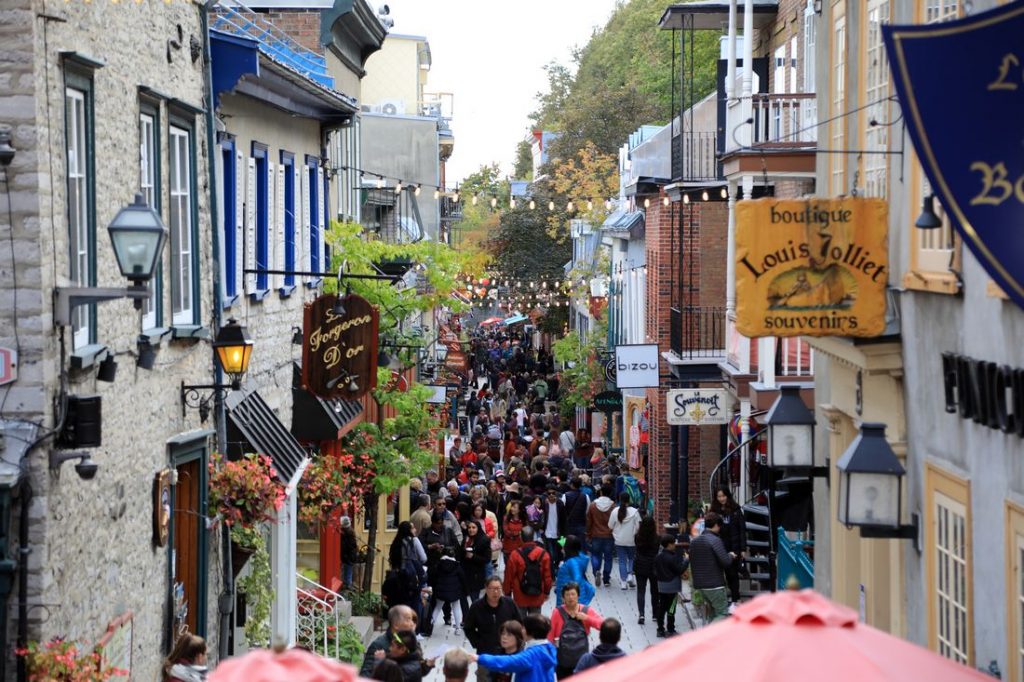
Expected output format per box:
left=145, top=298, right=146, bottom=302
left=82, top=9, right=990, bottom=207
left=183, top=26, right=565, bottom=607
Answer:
left=554, top=535, right=595, bottom=608
left=632, top=515, right=660, bottom=625
left=541, top=486, right=566, bottom=575
left=572, top=618, right=626, bottom=674
left=429, top=549, right=468, bottom=635
left=558, top=426, right=576, bottom=468
left=462, top=519, right=491, bottom=603
left=163, top=633, right=207, bottom=682
left=561, top=478, right=589, bottom=547
left=502, top=499, right=526, bottom=566
left=653, top=534, right=690, bottom=637
left=503, top=526, right=553, bottom=616
left=471, top=614, right=558, bottom=682
left=410, top=493, right=433, bottom=537
left=360, top=605, right=417, bottom=676
left=585, top=485, right=616, bottom=587
left=463, top=576, right=524, bottom=682
left=710, top=486, right=747, bottom=606
left=489, top=621, right=526, bottom=682
left=339, top=516, right=358, bottom=590
left=548, top=582, right=604, bottom=679
left=443, top=649, right=472, bottom=682
left=689, top=511, right=734, bottom=622
left=608, top=492, right=640, bottom=590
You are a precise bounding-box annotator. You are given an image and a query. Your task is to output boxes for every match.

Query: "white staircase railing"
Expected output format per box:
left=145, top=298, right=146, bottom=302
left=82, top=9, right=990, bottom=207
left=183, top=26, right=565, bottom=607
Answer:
left=296, top=573, right=349, bottom=660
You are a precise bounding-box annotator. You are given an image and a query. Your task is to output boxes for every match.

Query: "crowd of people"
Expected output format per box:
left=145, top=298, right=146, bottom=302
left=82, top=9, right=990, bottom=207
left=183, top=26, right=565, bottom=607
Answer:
left=349, top=327, right=747, bottom=682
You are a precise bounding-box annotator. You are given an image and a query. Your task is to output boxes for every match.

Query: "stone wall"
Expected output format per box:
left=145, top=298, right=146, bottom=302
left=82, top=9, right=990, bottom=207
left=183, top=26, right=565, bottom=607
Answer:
left=0, top=2, right=226, bottom=678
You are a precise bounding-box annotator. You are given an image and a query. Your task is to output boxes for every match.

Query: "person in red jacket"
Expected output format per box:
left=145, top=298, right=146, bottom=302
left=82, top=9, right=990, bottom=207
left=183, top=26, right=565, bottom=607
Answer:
left=502, top=526, right=552, bottom=616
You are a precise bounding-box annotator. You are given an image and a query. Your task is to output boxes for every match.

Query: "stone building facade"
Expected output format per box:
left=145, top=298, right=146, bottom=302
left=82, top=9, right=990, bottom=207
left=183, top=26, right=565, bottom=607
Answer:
left=0, top=1, right=221, bottom=678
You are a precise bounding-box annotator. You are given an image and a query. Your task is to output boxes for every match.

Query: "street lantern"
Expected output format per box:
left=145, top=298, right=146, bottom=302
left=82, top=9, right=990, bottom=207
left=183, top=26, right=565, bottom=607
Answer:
left=836, top=422, right=906, bottom=529
left=107, top=192, right=168, bottom=285
left=213, top=318, right=254, bottom=388
left=764, top=385, right=815, bottom=468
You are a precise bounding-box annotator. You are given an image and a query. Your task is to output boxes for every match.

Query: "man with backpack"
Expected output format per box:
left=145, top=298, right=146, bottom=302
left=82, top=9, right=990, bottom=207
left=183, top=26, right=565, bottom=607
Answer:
left=502, top=526, right=552, bottom=616
left=547, top=582, right=604, bottom=680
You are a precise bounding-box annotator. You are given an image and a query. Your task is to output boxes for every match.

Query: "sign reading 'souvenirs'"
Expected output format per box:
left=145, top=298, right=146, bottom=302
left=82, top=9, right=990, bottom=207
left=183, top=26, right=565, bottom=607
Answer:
left=735, top=197, right=889, bottom=338
left=302, top=293, right=379, bottom=400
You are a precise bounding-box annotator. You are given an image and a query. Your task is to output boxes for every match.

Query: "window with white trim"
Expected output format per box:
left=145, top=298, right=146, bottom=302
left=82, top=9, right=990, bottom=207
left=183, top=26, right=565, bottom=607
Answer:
left=218, top=139, right=239, bottom=304
left=307, top=156, right=321, bottom=277
left=140, top=107, right=161, bottom=329
left=253, top=143, right=269, bottom=292
left=863, top=0, right=891, bottom=199
left=933, top=490, right=969, bottom=664
left=281, top=153, right=296, bottom=287
left=66, top=86, right=92, bottom=349
left=169, top=124, right=196, bottom=325
left=830, top=13, right=846, bottom=195
left=801, top=1, right=817, bottom=140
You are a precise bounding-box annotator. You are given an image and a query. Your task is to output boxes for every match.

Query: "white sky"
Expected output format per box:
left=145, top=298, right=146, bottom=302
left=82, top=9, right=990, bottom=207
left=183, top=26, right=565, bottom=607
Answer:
left=373, top=0, right=622, bottom=185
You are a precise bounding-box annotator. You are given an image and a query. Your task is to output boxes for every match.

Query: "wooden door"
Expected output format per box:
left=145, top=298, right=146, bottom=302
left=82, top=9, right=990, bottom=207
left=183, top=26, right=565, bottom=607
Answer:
left=174, top=458, right=201, bottom=636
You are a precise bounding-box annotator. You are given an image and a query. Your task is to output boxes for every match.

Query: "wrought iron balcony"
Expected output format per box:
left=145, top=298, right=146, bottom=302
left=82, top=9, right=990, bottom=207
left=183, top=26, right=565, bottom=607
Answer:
left=671, top=131, right=718, bottom=183
left=669, top=306, right=726, bottom=359
left=747, top=93, right=817, bottom=147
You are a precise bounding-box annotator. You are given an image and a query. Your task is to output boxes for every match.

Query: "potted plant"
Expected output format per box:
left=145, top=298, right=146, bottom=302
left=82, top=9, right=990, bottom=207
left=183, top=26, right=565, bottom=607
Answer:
left=208, top=452, right=285, bottom=574
left=17, top=638, right=127, bottom=681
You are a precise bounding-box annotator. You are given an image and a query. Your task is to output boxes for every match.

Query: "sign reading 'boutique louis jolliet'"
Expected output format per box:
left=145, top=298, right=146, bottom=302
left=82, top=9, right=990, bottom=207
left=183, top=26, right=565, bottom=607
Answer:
left=302, top=293, right=379, bottom=400
left=736, top=197, right=889, bottom=338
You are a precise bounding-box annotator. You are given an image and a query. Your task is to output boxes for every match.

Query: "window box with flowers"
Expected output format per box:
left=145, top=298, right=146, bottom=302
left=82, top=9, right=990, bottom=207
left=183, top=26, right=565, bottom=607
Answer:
left=17, top=638, right=127, bottom=681
left=297, top=447, right=377, bottom=531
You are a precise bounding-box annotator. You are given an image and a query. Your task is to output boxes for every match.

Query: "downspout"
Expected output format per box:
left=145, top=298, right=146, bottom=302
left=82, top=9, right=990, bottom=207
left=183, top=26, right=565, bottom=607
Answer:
left=15, top=480, right=29, bottom=682
left=198, top=0, right=232, bottom=662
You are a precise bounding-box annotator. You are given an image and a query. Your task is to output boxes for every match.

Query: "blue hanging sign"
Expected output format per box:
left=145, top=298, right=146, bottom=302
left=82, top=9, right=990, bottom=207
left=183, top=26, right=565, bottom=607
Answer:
left=883, top=3, right=1024, bottom=310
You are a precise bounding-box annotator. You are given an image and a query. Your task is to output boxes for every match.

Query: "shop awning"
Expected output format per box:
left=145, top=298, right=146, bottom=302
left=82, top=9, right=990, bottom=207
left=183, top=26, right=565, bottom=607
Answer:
left=503, top=314, right=528, bottom=326
left=290, top=364, right=363, bottom=442
left=225, top=389, right=309, bottom=492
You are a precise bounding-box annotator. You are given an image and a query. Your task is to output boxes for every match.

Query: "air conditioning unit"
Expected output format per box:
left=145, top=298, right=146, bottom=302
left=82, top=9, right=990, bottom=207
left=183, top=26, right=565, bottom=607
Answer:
left=422, top=102, right=442, bottom=118
left=379, top=99, right=404, bottom=116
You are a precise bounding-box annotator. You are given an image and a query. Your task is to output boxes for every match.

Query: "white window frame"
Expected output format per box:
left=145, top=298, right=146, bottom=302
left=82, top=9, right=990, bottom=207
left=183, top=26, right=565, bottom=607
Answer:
left=934, top=490, right=969, bottom=664
left=66, top=87, right=91, bottom=350
left=140, top=111, right=159, bottom=329
left=863, top=0, right=891, bottom=199
left=169, top=125, right=195, bottom=325
left=830, top=15, right=847, bottom=195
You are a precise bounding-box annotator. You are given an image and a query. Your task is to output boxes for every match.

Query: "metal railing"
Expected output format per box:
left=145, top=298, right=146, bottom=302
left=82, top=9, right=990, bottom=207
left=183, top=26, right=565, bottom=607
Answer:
left=669, top=306, right=726, bottom=359
left=707, top=417, right=766, bottom=501
left=749, top=93, right=817, bottom=146
left=671, top=131, right=718, bottom=182
left=776, top=528, right=814, bottom=590
left=296, top=573, right=348, bottom=660
left=211, top=4, right=333, bottom=88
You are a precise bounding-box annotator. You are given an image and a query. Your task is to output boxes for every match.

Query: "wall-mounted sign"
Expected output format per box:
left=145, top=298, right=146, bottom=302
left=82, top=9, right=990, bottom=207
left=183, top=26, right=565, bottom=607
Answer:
left=0, top=347, right=16, bottom=387
left=942, top=352, right=1024, bottom=438
left=96, top=611, right=133, bottom=680
left=302, top=293, right=379, bottom=400
left=666, top=389, right=730, bottom=426
left=884, top=4, right=1024, bottom=312
left=604, top=357, right=617, bottom=384
left=736, top=198, right=889, bottom=338
left=593, top=390, right=623, bottom=412
left=152, top=470, right=172, bottom=547
left=614, top=344, right=660, bottom=388
left=424, top=385, right=447, bottom=404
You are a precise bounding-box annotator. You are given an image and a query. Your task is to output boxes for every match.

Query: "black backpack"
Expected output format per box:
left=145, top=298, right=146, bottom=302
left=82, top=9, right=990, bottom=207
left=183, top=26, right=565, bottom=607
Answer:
left=555, top=606, right=590, bottom=669
left=518, top=546, right=544, bottom=596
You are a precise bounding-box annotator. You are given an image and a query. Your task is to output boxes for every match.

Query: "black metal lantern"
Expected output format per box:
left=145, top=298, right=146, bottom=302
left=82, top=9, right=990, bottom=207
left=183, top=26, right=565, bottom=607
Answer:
left=836, top=422, right=919, bottom=542
left=764, top=385, right=816, bottom=468
left=212, top=318, right=254, bottom=388
left=107, top=192, right=168, bottom=284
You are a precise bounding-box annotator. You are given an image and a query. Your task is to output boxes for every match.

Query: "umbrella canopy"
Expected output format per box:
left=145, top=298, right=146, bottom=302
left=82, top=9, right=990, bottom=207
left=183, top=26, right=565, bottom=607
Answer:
left=503, top=314, right=528, bottom=325
left=571, top=589, right=990, bottom=682
left=209, top=647, right=367, bottom=682
left=479, top=316, right=503, bottom=325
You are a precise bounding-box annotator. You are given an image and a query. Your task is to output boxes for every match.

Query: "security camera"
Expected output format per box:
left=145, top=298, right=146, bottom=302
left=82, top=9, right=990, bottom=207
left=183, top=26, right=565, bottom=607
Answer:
left=75, top=455, right=99, bottom=480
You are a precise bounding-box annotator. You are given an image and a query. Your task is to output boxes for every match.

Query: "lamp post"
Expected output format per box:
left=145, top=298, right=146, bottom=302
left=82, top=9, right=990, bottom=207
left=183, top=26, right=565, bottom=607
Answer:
left=180, top=319, right=254, bottom=422
left=836, top=422, right=920, bottom=547
left=54, top=193, right=168, bottom=325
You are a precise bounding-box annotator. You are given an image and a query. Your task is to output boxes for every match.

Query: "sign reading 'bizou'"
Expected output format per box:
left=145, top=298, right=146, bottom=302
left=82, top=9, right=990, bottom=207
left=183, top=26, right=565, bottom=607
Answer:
left=735, top=198, right=889, bottom=338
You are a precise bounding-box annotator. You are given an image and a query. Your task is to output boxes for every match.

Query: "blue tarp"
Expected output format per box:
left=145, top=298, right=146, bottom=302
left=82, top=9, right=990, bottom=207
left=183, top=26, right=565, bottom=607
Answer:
left=503, top=314, right=528, bottom=326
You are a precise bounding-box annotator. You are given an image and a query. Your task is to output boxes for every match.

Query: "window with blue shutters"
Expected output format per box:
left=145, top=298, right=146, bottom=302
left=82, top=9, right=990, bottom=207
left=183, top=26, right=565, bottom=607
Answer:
left=252, top=142, right=269, bottom=294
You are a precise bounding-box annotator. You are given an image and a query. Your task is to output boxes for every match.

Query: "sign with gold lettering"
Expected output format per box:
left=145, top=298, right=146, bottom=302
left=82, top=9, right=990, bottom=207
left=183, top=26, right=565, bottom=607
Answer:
left=736, top=198, right=888, bottom=337
left=302, top=293, right=379, bottom=400
left=884, top=4, right=1024, bottom=312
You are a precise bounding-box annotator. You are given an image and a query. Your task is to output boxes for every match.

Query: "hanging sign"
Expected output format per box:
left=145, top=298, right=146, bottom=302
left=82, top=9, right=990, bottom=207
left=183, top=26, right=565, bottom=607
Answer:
left=614, top=344, right=660, bottom=388
left=593, top=389, right=623, bottom=412
left=666, top=389, right=730, bottom=426
left=884, top=4, right=1024, bottom=312
left=0, top=347, right=16, bottom=387
left=302, top=293, right=379, bottom=400
left=735, top=197, right=889, bottom=338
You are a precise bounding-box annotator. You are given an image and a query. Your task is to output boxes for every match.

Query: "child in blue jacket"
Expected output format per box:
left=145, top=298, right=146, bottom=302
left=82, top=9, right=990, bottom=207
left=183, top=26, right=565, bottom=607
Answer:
left=474, top=614, right=557, bottom=682
left=554, top=536, right=595, bottom=607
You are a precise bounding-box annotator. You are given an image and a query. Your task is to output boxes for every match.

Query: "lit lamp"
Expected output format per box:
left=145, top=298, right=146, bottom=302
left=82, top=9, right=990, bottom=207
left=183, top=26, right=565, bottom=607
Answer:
left=764, top=385, right=816, bottom=468
left=55, top=193, right=168, bottom=324
left=836, top=422, right=919, bottom=545
left=180, top=318, right=254, bottom=422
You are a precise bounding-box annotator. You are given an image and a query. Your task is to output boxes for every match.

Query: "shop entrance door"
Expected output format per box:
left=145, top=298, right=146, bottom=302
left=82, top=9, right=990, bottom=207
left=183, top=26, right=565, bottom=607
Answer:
left=171, top=444, right=208, bottom=638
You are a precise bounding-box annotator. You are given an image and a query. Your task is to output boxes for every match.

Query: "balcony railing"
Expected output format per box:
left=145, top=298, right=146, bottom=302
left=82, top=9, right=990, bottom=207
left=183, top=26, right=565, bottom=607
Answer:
left=749, top=93, right=817, bottom=146
left=669, top=306, right=726, bottom=359
left=671, top=131, right=718, bottom=182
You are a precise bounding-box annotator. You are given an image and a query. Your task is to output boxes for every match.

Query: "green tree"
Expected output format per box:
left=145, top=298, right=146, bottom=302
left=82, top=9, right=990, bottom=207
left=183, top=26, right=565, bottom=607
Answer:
left=513, top=140, right=534, bottom=180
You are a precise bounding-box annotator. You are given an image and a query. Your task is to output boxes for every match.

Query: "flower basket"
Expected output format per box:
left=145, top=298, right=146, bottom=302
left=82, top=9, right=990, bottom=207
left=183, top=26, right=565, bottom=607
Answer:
left=231, top=539, right=256, bottom=579
left=208, top=453, right=285, bottom=529
left=17, top=638, right=127, bottom=681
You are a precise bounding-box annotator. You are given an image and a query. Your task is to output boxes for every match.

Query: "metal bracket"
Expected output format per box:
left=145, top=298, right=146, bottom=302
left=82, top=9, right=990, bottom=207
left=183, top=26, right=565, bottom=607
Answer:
left=54, top=286, right=150, bottom=327
left=858, top=512, right=921, bottom=553
left=180, top=381, right=236, bottom=424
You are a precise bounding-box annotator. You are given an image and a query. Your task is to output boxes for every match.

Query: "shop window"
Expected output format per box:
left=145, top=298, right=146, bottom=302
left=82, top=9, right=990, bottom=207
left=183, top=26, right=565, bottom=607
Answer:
left=926, top=463, right=972, bottom=665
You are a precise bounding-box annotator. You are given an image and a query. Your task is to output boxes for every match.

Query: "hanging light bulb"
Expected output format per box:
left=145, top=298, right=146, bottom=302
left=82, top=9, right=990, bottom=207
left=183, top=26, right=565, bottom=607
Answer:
left=376, top=176, right=384, bottom=189
left=683, top=193, right=690, bottom=204
left=472, top=194, right=478, bottom=206
left=414, top=184, right=422, bottom=196
left=395, top=182, right=403, bottom=195
left=453, top=191, right=460, bottom=203
left=567, top=200, right=574, bottom=211
left=702, top=190, right=709, bottom=201
left=546, top=200, right=553, bottom=211
left=605, top=199, right=612, bottom=210
left=663, top=196, right=670, bottom=206
left=433, top=188, right=440, bottom=199
left=721, top=187, right=728, bottom=199
left=490, top=197, right=497, bottom=208
left=529, top=200, right=535, bottom=210
left=510, top=198, right=516, bottom=209
left=644, top=197, right=650, bottom=208
left=587, top=200, right=593, bottom=211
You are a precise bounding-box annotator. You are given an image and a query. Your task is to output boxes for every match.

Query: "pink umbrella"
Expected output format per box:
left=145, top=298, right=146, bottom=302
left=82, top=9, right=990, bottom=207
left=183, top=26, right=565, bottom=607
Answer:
left=571, top=589, right=990, bottom=682
left=209, top=646, right=371, bottom=682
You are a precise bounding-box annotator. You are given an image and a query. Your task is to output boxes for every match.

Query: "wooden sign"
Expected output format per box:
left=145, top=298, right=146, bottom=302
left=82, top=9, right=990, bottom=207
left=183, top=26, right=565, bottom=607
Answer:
left=96, top=611, right=133, bottom=679
left=153, top=470, right=172, bottom=547
left=302, top=293, right=379, bottom=400
left=736, top=197, right=889, bottom=337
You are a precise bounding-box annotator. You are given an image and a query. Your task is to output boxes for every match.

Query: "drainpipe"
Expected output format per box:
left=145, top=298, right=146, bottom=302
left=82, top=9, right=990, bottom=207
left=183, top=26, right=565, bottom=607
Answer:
left=15, top=481, right=29, bottom=682
left=198, top=0, right=232, bottom=661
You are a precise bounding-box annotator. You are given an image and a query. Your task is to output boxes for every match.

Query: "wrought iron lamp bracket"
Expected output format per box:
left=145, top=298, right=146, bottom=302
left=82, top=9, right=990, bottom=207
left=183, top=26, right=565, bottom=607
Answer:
left=180, top=380, right=238, bottom=423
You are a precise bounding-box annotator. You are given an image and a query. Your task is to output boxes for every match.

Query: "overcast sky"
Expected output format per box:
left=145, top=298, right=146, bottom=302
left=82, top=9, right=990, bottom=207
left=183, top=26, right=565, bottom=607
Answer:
left=372, top=0, right=621, bottom=185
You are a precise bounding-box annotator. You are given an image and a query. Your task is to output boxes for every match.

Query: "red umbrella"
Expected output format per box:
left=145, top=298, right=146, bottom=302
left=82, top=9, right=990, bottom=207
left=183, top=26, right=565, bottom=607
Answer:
left=571, top=589, right=989, bottom=682
left=209, top=646, right=370, bottom=682
left=479, top=317, right=503, bottom=325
